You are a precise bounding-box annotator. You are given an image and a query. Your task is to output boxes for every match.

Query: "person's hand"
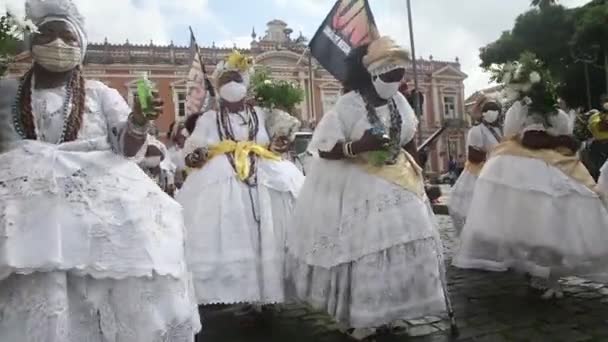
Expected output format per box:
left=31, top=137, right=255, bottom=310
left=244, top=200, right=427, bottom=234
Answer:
left=185, top=148, right=209, bottom=168
left=352, top=129, right=390, bottom=154
left=270, top=136, right=290, bottom=154
left=132, top=91, right=163, bottom=125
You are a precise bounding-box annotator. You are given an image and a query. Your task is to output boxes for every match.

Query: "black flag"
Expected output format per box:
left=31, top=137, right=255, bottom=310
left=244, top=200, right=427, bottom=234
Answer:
left=308, top=0, right=379, bottom=82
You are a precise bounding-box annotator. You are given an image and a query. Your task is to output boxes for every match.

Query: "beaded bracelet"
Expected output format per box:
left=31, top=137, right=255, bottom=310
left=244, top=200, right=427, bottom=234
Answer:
left=127, top=113, right=149, bottom=138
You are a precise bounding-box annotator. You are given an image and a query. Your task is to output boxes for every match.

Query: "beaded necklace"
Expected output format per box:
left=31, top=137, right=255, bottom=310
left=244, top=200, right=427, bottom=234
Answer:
left=12, top=68, right=84, bottom=143
left=216, top=104, right=260, bottom=185
left=362, top=93, right=403, bottom=164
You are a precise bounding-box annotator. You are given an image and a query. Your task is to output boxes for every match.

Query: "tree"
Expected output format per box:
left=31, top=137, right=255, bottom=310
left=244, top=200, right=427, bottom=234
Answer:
left=0, top=15, right=19, bottom=77
left=531, top=0, right=558, bottom=10
left=571, top=0, right=608, bottom=97
left=479, top=3, right=607, bottom=109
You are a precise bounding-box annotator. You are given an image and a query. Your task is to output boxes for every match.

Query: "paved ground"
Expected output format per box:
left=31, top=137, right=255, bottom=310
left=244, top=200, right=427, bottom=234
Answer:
left=197, top=213, right=608, bottom=342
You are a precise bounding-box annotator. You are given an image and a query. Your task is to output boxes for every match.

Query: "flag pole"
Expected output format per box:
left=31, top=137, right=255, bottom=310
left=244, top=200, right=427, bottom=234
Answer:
left=308, top=52, right=316, bottom=126
left=406, top=0, right=422, bottom=146
left=295, top=46, right=309, bottom=67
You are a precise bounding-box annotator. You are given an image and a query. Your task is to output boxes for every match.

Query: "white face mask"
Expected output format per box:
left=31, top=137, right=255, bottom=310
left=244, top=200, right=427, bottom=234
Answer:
left=141, top=156, right=162, bottom=168
left=32, top=39, right=82, bottom=73
left=372, top=77, right=400, bottom=100
left=219, top=81, right=247, bottom=103
left=483, top=110, right=500, bottom=123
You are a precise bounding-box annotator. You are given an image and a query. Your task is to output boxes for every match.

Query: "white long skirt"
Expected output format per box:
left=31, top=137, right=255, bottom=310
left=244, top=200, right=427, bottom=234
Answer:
left=448, top=169, right=478, bottom=234
left=177, top=161, right=300, bottom=305
left=0, top=141, right=200, bottom=341
left=286, top=158, right=447, bottom=329
left=0, top=271, right=199, bottom=342
left=286, top=239, right=447, bottom=329
left=454, top=155, right=608, bottom=280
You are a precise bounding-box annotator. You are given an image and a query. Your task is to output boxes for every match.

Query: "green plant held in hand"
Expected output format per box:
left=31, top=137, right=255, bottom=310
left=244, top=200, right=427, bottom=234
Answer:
left=250, top=68, right=304, bottom=114
left=136, top=75, right=155, bottom=118
left=369, top=150, right=391, bottom=166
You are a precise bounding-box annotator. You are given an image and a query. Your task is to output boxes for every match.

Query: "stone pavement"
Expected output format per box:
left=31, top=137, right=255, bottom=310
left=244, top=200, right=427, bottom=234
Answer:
left=198, top=215, right=608, bottom=342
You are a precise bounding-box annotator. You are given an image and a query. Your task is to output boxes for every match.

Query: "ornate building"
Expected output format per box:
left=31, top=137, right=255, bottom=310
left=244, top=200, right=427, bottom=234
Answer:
left=6, top=19, right=467, bottom=173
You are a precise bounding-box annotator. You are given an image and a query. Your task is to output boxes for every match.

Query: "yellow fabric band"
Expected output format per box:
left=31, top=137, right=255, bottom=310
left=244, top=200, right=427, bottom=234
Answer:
left=491, top=139, right=597, bottom=191
left=209, top=140, right=280, bottom=181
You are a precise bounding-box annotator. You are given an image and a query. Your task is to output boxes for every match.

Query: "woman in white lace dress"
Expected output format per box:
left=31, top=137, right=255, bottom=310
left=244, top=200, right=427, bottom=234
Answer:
left=176, top=52, right=304, bottom=307
left=0, top=1, right=199, bottom=340
left=454, top=57, right=608, bottom=299
left=285, top=37, right=449, bottom=340
left=449, top=97, right=503, bottom=233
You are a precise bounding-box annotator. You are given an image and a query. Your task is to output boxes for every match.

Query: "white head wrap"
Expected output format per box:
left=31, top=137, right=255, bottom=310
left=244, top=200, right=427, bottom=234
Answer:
left=25, top=0, right=88, bottom=61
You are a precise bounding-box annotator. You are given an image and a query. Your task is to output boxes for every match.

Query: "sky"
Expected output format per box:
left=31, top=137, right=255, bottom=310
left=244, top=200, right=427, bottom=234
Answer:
left=3, top=0, right=593, bottom=96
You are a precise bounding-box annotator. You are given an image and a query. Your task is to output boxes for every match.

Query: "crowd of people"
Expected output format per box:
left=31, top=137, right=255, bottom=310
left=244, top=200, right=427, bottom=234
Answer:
left=0, top=0, right=607, bottom=341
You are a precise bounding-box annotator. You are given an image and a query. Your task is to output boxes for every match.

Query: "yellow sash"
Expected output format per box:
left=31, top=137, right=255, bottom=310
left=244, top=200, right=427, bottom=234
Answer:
left=491, top=139, right=597, bottom=190
left=589, top=112, right=608, bottom=140
left=354, top=150, right=425, bottom=197
left=209, top=140, right=280, bottom=181
left=464, top=160, right=485, bottom=176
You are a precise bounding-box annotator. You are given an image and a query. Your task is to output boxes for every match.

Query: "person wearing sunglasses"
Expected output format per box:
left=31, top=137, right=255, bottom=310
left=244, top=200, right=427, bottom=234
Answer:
left=285, top=36, right=449, bottom=340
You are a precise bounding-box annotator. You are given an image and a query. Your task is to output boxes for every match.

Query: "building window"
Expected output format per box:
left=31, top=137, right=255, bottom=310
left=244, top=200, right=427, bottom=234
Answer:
left=174, top=89, right=187, bottom=119
left=443, top=96, right=456, bottom=119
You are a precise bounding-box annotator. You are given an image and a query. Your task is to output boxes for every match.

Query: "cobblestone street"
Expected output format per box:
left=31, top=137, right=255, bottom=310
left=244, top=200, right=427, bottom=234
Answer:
left=198, top=214, right=608, bottom=342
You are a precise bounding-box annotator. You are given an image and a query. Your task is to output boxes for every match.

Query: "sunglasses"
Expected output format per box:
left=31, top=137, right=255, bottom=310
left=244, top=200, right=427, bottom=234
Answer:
left=376, top=68, right=405, bottom=83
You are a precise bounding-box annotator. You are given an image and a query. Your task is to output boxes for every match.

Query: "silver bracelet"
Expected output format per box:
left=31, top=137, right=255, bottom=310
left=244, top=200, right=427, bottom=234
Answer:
left=343, top=141, right=356, bottom=158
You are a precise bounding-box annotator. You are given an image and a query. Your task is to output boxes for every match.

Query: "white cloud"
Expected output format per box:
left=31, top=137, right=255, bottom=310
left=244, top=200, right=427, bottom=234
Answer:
left=3, top=0, right=215, bottom=45
left=273, top=0, right=329, bottom=17
left=217, top=35, right=251, bottom=49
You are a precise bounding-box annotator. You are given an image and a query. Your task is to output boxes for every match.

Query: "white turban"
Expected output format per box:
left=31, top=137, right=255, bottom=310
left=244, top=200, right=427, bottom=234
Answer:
left=25, top=0, right=88, bottom=61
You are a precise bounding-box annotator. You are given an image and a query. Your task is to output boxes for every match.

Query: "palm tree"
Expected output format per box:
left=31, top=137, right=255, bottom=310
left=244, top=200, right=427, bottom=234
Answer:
left=531, top=0, right=558, bottom=9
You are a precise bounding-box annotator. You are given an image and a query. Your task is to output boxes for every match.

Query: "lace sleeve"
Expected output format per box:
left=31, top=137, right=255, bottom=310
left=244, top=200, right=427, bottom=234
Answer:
left=98, top=82, right=148, bottom=160
left=308, top=93, right=359, bottom=152
left=504, top=101, right=529, bottom=138
left=183, top=112, right=213, bottom=156
left=263, top=108, right=301, bottom=142
left=467, top=126, right=484, bottom=150
left=308, top=109, right=346, bottom=152
left=394, top=92, right=418, bottom=144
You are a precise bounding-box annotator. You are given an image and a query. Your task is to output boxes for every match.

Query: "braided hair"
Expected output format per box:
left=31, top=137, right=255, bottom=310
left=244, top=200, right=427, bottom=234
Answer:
left=16, top=67, right=86, bottom=142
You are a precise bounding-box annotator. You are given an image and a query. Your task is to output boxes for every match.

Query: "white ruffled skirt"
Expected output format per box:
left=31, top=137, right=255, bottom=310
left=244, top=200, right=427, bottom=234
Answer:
left=448, top=169, right=478, bottom=234
left=454, top=155, right=608, bottom=281
left=0, top=141, right=200, bottom=341
left=176, top=158, right=303, bottom=305
left=599, top=161, right=608, bottom=207
left=286, top=158, right=447, bottom=329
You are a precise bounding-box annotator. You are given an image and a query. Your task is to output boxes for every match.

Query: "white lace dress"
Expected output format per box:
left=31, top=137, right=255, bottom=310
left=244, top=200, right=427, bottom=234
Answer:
left=0, top=80, right=200, bottom=342
left=449, top=124, right=501, bottom=233
left=598, top=161, right=608, bottom=208
left=285, top=92, right=447, bottom=329
left=453, top=108, right=608, bottom=281
left=175, top=108, right=304, bottom=305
